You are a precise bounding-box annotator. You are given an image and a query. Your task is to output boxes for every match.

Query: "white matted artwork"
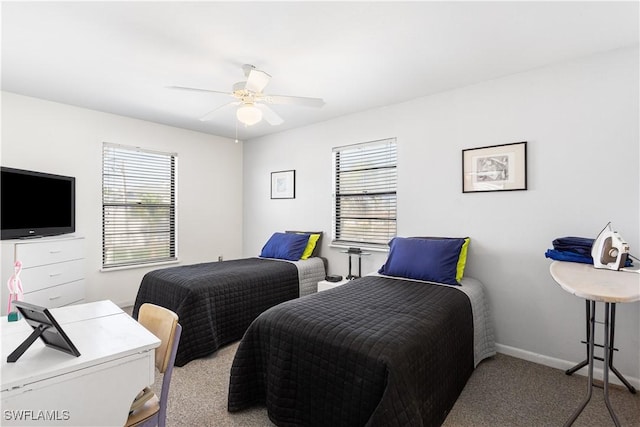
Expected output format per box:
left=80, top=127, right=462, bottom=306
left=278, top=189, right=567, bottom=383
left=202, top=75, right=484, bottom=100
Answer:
left=271, top=170, right=295, bottom=199
left=462, top=141, right=527, bottom=193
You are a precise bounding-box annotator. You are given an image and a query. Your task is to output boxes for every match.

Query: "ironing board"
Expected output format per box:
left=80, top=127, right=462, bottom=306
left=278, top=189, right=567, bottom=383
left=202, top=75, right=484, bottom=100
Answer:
left=550, top=261, right=640, bottom=427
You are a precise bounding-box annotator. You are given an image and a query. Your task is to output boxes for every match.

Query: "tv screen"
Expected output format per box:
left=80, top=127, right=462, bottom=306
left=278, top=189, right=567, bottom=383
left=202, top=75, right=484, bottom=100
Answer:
left=1, top=167, right=76, bottom=240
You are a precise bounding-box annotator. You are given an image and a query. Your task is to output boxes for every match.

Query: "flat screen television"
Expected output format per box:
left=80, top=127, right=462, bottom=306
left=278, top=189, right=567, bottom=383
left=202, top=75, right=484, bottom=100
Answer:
left=1, top=167, right=76, bottom=240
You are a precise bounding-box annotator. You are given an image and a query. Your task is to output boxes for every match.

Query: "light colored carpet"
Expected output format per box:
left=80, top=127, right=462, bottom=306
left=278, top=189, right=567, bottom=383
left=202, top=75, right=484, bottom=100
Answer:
left=154, top=341, right=639, bottom=427
left=123, top=303, right=638, bottom=427
left=441, top=352, right=639, bottom=427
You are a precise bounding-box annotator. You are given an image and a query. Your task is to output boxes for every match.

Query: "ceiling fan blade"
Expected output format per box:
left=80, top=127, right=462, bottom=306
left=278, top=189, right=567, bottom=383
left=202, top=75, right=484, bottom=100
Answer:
left=245, top=69, right=271, bottom=93
left=199, top=101, right=239, bottom=121
left=168, top=85, right=230, bottom=96
left=265, top=95, right=325, bottom=108
left=257, top=104, right=284, bottom=126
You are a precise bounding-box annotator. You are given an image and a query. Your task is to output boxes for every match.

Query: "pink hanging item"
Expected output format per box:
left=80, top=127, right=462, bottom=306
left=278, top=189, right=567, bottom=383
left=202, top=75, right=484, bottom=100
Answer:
left=7, top=260, right=24, bottom=321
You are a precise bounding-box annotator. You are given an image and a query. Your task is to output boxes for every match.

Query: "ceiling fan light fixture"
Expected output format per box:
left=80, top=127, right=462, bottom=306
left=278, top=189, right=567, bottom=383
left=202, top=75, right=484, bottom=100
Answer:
left=236, top=104, right=262, bottom=126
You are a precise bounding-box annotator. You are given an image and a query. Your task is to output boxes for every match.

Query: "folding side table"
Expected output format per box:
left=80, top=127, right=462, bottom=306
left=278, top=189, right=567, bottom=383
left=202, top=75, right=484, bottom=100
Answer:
left=549, top=261, right=639, bottom=427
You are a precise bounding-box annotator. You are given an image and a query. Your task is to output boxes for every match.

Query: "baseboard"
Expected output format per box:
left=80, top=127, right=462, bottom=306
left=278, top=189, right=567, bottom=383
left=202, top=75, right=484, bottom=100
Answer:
left=496, top=343, right=640, bottom=390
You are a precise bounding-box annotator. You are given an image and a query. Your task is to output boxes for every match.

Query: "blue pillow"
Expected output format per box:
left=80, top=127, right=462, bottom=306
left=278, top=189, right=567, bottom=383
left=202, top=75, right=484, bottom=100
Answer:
left=378, top=237, right=466, bottom=285
left=260, top=232, right=310, bottom=261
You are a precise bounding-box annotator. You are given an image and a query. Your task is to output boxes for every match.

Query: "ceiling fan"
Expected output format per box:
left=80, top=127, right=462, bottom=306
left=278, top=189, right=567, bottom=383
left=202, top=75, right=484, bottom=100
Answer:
left=169, top=64, right=325, bottom=126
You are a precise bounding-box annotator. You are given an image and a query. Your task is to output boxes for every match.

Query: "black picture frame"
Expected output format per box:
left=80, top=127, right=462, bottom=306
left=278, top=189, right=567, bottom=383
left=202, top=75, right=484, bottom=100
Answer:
left=7, top=301, right=81, bottom=363
left=271, top=170, right=295, bottom=199
left=462, top=141, right=527, bottom=193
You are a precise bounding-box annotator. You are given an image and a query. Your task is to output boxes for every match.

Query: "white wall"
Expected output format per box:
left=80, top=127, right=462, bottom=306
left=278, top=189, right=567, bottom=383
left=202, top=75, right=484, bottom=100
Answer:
left=243, top=47, right=640, bottom=384
left=1, top=92, right=244, bottom=306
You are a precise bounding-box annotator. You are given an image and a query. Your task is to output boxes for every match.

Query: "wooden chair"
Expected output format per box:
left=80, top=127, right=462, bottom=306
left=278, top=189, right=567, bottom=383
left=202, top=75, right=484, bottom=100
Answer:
left=126, top=304, right=182, bottom=427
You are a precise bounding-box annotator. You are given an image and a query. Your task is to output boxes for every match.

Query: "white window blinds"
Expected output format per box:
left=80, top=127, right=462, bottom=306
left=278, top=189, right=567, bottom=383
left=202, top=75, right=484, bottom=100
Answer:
left=332, top=138, right=397, bottom=247
left=102, top=143, right=177, bottom=268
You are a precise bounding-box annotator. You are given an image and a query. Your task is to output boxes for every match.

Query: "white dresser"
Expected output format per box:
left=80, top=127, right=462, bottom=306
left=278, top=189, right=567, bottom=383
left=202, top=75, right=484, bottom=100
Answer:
left=1, top=236, right=85, bottom=315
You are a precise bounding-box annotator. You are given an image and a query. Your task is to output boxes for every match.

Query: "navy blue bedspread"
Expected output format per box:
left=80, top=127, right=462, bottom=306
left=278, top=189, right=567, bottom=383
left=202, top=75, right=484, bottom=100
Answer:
left=228, top=275, right=474, bottom=426
left=133, top=258, right=299, bottom=366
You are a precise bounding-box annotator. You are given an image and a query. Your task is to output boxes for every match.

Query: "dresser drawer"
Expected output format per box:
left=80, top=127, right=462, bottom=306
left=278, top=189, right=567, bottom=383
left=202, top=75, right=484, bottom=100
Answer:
left=23, top=280, right=85, bottom=309
left=19, top=258, right=84, bottom=293
left=15, top=238, right=83, bottom=267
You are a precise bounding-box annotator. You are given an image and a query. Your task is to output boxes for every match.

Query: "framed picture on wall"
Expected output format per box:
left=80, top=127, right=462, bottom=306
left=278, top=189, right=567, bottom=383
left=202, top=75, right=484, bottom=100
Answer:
left=271, top=170, right=295, bottom=199
left=462, top=141, right=527, bottom=193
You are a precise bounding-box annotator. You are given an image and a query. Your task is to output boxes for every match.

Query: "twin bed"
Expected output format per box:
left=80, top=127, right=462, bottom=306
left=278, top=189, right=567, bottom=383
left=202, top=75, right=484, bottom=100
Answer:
left=134, top=233, right=496, bottom=426
left=133, top=256, right=325, bottom=366
left=228, top=274, right=494, bottom=427
left=133, top=232, right=325, bottom=366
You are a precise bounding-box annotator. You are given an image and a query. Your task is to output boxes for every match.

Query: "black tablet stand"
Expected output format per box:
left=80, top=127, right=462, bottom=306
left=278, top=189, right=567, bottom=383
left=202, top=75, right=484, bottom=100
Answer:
left=6, top=301, right=81, bottom=363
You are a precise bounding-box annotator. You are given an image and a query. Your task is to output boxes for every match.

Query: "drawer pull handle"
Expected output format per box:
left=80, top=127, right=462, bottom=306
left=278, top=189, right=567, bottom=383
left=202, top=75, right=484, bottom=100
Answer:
left=49, top=249, right=62, bottom=254
left=49, top=295, right=62, bottom=300
left=49, top=272, right=62, bottom=277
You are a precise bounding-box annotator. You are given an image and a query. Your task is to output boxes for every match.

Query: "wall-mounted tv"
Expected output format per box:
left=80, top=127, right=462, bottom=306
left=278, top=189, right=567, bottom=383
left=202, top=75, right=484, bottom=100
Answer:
left=1, top=167, right=76, bottom=240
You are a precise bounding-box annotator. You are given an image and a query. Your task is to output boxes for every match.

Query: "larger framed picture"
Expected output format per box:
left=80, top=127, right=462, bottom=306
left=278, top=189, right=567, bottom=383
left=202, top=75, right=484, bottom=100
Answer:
left=462, top=141, right=527, bottom=193
left=271, top=170, right=295, bottom=199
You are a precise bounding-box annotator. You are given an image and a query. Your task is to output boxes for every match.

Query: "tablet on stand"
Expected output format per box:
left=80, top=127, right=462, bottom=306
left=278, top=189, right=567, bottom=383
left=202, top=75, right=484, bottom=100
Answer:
left=6, top=301, right=81, bottom=363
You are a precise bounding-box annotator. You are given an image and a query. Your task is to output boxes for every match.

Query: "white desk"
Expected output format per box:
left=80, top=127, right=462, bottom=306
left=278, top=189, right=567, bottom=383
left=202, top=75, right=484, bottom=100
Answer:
left=550, top=261, right=640, bottom=427
left=1, top=300, right=160, bottom=426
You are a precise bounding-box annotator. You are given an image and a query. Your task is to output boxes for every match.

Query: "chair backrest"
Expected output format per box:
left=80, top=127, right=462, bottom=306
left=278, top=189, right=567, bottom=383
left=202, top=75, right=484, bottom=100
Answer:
left=133, top=303, right=182, bottom=427
left=138, top=303, right=179, bottom=373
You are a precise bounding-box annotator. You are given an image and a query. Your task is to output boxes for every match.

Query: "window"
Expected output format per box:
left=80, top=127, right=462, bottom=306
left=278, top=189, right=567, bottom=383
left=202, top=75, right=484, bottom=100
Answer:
left=102, top=143, right=177, bottom=268
left=332, top=138, right=397, bottom=248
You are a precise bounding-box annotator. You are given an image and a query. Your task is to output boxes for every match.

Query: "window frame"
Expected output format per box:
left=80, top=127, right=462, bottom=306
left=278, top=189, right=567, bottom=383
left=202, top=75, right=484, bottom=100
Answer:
left=332, top=137, right=397, bottom=250
left=102, top=142, right=178, bottom=270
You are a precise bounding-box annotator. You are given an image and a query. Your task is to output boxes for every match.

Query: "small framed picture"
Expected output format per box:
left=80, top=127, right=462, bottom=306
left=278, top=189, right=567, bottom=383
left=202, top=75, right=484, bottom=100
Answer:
left=462, top=141, right=527, bottom=193
left=271, top=170, right=295, bottom=199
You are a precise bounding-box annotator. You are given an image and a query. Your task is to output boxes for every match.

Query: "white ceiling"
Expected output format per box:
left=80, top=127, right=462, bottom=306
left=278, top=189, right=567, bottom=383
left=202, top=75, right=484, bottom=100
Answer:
left=2, top=1, right=638, bottom=141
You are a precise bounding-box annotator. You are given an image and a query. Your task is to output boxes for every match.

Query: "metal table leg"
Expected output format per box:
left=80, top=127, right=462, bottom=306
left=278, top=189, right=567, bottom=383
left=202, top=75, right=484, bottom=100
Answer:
left=565, top=300, right=590, bottom=376
left=602, top=303, right=621, bottom=426
left=565, top=302, right=636, bottom=394
left=608, top=304, right=637, bottom=394
left=347, top=255, right=354, bottom=280
left=565, top=301, right=624, bottom=426
left=564, top=300, right=596, bottom=427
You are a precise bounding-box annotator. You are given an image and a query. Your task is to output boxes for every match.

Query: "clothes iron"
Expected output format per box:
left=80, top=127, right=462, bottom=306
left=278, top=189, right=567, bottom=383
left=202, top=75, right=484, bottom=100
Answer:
left=591, top=222, right=630, bottom=270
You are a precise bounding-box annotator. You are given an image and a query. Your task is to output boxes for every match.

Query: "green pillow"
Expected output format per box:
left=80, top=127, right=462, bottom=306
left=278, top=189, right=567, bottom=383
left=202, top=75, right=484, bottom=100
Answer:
left=456, top=238, right=470, bottom=282
left=300, top=233, right=321, bottom=260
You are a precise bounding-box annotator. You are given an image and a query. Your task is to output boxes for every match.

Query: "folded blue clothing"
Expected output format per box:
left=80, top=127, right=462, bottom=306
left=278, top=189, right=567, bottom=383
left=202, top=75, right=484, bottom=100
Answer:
left=545, top=249, right=593, bottom=264
left=545, top=249, right=634, bottom=266
left=552, top=237, right=594, bottom=255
